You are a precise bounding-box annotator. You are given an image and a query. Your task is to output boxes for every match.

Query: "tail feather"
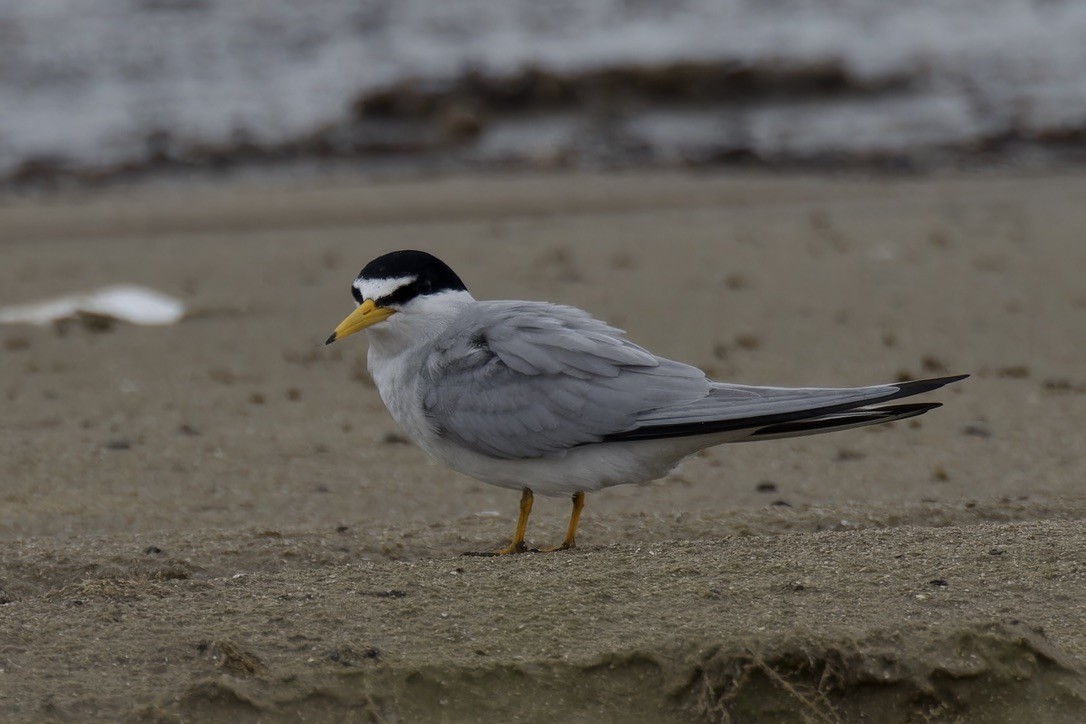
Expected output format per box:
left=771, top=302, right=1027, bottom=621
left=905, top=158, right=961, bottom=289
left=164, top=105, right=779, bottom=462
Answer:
left=601, top=374, right=966, bottom=443
left=746, top=402, right=941, bottom=441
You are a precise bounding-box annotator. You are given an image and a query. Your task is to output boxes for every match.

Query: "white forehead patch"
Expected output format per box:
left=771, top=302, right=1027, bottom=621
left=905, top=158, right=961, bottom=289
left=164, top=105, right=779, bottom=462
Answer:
left=355, top=275, right=417, bottom=302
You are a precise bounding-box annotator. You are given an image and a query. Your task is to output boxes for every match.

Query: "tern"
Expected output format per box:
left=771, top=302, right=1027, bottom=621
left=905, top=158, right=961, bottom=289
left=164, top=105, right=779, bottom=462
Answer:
left=326, top=250, right=965, bottom=554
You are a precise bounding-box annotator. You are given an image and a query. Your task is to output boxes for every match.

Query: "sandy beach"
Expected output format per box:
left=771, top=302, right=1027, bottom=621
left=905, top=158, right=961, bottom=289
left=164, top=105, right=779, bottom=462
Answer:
left=1, top=170, right=1085, bottom=721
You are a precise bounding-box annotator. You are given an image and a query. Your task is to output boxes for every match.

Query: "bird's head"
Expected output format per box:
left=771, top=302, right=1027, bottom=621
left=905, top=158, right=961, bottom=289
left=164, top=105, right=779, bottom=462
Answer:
left=326, top=250, right=469, bottom=345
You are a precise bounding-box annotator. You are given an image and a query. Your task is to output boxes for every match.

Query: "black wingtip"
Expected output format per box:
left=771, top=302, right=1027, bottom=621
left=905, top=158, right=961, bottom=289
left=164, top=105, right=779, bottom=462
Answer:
left=601, top=374, right=969, bottom=444
left=325, top=333, right=337, bottom=346
left=891, top=374, right=969, bottom=398
left=933, top=373, right=970, bottom=384
left=750, top=402, right=942, bottom=437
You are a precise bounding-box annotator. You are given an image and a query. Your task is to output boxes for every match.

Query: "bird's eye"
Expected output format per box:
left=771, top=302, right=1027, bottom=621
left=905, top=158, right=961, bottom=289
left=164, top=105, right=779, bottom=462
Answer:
left=351, top=285, right=364, bottom=304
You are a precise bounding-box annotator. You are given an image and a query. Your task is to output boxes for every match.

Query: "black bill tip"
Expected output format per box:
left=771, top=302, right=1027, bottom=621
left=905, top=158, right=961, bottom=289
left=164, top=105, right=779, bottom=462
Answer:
left=325, top=332, right=337, bottom=345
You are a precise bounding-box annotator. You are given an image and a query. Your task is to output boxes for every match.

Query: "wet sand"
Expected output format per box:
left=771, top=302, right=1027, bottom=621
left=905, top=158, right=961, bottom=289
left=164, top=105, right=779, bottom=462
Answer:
left=1, top=171, right=1085, bottom=721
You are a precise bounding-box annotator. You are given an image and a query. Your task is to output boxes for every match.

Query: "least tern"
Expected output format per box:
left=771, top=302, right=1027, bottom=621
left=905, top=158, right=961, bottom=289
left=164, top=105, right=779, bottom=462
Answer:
left=327, top=250, right=965, bottom=554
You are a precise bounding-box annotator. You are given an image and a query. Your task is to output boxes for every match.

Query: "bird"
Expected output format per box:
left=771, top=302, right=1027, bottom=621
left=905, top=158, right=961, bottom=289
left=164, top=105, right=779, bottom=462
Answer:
left=326, top=249, right=966, bottom=555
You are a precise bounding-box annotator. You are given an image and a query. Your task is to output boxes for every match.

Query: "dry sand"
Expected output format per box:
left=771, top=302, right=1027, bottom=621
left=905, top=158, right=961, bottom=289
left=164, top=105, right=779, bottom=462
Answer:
left=1, top=171, right=1085, bottom=722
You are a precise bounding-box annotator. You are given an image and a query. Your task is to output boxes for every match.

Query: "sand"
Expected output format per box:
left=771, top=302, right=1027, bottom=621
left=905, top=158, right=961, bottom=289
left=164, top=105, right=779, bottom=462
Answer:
left=1, top=170, right=1085, bottom=722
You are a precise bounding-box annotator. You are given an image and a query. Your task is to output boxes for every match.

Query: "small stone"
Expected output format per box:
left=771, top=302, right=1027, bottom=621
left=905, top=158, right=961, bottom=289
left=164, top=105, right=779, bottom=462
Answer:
left=734, top=334, right=761, bottom=350
left=3, top=336, right=30, bottom=351
left=723, top=273, right=749, bottom=290
left=921, top=355, right=948, bottom=373
left=928, top=229, right=952, bottom=248
left=835, top=448, right=866, bottom=462
left=962, top=424, right=992, bottom=438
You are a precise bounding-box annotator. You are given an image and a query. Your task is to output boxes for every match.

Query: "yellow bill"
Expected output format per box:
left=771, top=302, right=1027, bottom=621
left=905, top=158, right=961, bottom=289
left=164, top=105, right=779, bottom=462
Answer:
left=325, top=299, right=396, bottom=344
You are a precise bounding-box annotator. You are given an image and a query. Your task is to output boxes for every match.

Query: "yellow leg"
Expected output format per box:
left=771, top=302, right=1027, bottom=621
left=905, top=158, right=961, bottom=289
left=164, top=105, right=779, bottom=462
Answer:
left=492, top=488, right=534, bottom=555
left=543, top=491, right=585, bottom=552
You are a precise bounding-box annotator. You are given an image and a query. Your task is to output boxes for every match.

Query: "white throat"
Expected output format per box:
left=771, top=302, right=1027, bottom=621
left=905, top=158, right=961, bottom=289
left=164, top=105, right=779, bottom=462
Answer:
left=364, top=289, right=475, bottom=447
left=366, top=289, right=475, bottom=360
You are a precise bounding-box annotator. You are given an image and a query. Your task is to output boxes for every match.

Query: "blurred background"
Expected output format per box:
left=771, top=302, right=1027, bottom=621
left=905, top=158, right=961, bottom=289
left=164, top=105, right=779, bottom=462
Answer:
left=4, top=0, right=1086, bottom=191
left=3, top=8, right=1086, bottom=716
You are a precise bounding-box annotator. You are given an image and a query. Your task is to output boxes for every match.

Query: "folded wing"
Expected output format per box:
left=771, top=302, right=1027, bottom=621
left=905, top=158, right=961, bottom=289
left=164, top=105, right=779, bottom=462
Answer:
left=603, top=375, right=967, bottom=442
left=420, top=301, right=709, bottom=459
left=421, top=300, right=966, bottom=459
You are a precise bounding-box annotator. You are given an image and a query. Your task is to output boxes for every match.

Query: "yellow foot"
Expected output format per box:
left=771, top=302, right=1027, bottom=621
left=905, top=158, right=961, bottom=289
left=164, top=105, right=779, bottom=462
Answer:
left=461, top=540, right=532, bottom=557
left=540, top=492, right=584, bottom=553
left=539, top=539, right=576, bottom=553
left=460, top=489, right=542, bottom=557
left=492, top=540, right=530, bottom=556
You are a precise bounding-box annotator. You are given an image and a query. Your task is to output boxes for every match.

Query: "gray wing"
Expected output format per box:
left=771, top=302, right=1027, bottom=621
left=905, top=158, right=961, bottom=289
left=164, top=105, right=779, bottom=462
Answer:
left=419, top=301, right=710, bottom=459
left=420, top=300, right=966, bottom=459
left=602, top=375, right=966, bottom=442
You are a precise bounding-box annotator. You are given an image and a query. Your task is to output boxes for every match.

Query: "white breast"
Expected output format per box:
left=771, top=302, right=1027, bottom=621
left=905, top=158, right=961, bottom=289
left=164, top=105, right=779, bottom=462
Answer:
left=368, top=339, right=711, bottom=496
left=360, top=291, right=713, bottom=497
left=367, top=341, right=437, bottom=451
